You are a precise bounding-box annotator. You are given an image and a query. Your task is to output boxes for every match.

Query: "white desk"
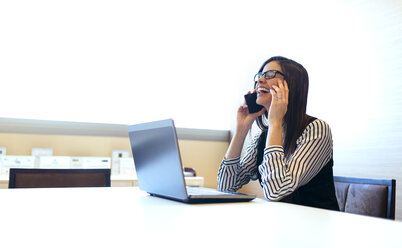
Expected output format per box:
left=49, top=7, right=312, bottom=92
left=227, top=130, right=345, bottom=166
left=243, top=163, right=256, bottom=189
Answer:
left=0, top=187, right=402, bottom=248
left=0, top=175, right=204, bottom=188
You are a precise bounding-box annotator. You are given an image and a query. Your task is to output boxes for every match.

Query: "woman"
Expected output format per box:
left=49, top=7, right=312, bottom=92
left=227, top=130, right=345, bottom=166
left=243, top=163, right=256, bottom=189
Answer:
left=218, top=56, right=339, bottom=210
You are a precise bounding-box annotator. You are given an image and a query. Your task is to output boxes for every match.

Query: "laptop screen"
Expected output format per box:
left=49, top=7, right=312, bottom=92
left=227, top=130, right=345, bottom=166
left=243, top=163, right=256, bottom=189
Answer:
left=128, top=119, right=188, bottom=200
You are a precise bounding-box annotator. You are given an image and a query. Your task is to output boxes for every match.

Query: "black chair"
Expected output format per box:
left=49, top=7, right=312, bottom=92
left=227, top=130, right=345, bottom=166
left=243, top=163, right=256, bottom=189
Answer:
left=334, top=176, right=396, bottom=220
left=184, top=167, right=196, bottom=177
left=9, top=168, right=111, bottom=188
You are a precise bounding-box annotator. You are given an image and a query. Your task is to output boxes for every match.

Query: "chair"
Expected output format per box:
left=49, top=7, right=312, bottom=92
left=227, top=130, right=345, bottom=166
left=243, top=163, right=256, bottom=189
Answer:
left=183, top=167, right=196, bottom=177
left=334, top=176, right=396, bottom=220
left=8, top=168, right=111, bottom=188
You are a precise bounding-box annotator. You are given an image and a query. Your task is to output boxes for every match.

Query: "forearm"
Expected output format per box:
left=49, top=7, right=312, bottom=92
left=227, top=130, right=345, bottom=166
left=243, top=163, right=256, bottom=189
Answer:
left=259, top=147, right=292, bottom=201
left=225, top=128, right=249, bottom=159
left=219, top=132, right=260, bottom=191
left=217, top=158, right=241, bottom=191
left=218, top=155, right=258, bottom=192
left=266, top=122, right=283, bottom=147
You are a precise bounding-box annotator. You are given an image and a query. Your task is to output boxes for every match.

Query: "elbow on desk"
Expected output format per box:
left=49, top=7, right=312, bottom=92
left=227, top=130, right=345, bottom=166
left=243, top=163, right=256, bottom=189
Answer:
left=261, top=185, right=294, bottom=202
left=263, top=192, right=282, bottom=202
left=217, top=184, right=237, bottom=193
left=217, top=180, right=240, bottom=193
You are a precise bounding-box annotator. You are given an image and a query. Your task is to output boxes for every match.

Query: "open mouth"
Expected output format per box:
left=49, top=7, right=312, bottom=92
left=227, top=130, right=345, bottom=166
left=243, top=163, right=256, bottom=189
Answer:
left=257, top=87, right=270, bottom=95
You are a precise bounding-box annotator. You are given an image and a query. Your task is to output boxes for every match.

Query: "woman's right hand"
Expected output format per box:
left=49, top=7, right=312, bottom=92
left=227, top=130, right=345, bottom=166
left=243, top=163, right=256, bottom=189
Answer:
left=236, top=91, right=266, bottom=133
left=225, top=91, right=265, bottom=159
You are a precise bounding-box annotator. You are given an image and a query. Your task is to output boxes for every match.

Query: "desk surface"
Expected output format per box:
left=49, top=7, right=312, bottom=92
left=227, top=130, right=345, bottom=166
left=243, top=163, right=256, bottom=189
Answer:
left=1, top=187, right=402, bottom=248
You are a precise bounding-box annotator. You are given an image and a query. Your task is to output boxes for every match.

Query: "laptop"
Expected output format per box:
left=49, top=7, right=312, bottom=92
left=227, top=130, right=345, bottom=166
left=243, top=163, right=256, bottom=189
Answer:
left=127, top=119, right=256, bottom=203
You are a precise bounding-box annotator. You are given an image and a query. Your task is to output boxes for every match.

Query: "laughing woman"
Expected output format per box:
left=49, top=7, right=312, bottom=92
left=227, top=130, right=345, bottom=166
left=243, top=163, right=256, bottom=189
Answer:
left=218, top=56, right=339, bottom=210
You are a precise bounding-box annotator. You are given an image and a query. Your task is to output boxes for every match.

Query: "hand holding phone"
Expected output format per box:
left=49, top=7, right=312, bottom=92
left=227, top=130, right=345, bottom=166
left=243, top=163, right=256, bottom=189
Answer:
left=244, top=92, right=263, bottom=114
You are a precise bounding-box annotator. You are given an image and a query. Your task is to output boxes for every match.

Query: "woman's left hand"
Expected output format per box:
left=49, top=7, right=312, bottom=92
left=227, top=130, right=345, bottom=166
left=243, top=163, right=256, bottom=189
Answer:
left=268, top=79, right=289, bottom=126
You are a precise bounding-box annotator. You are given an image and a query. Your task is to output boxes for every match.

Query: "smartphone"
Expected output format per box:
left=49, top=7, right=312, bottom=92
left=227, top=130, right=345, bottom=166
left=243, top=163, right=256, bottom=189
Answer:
left=244, top=92, right=263, bottom=113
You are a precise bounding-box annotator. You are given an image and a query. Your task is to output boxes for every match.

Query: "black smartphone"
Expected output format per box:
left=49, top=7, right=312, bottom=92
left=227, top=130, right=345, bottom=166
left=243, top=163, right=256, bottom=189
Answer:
left=244, top=92, right=263, bottom=113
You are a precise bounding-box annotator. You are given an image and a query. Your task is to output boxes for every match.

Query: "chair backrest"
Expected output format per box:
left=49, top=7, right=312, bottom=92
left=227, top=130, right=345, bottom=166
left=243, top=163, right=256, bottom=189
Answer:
left=183, top=167, right=196, bottom=177
left=334, top=176, right=396, bottom=220
left=9, top=168, right=111, bottom=188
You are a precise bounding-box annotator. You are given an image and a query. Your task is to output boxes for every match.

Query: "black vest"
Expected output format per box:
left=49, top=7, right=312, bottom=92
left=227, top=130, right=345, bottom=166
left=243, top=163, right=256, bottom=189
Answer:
left=256, top=123, right=339, bottom=211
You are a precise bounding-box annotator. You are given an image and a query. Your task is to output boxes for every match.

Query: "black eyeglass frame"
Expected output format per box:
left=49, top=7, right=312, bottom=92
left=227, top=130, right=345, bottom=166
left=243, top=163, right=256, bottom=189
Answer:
left=254, top=70, right=286, bottom=82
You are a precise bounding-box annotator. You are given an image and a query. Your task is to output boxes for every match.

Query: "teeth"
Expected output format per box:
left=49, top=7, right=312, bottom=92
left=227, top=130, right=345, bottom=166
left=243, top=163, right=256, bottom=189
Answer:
left=257, top=88, right=270, bottom=94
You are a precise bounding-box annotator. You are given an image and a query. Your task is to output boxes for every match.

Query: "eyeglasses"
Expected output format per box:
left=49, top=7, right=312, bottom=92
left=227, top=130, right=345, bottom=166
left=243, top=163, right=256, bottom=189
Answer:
left=254, top=70, right=285, bottom=82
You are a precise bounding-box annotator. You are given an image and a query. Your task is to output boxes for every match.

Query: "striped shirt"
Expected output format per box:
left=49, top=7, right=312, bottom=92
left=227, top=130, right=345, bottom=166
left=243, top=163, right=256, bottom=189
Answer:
left=217, top=119, right=333, bottom=201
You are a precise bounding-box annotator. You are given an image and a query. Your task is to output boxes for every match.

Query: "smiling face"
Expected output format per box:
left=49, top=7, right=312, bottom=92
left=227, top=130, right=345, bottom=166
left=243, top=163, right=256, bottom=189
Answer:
left=255, top=61, right=285, bottom=108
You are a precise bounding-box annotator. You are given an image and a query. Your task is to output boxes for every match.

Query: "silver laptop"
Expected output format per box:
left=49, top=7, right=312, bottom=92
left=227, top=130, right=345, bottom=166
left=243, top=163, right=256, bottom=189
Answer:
left=127, top=119, right=256, bottom=203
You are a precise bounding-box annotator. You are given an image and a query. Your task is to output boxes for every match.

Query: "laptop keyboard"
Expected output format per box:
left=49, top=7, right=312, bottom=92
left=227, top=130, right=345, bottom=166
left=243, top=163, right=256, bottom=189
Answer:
left=186, top=186, right=235, bottom=196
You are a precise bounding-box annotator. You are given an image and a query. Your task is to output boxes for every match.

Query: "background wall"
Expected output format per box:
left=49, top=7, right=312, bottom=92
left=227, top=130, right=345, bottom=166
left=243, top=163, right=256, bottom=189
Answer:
left=0, top=132, right=228, bottom=189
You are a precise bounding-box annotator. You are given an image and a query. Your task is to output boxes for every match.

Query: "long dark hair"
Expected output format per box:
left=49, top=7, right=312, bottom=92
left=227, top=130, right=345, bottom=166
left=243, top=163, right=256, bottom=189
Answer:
left=255, top=56, right=310, bottom=159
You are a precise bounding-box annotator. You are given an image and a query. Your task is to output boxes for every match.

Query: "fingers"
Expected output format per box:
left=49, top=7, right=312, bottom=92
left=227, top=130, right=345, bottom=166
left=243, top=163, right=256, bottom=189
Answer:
left=281, top=80, right=289, bottom=101
left=271, top=79, right=288, bottom=102
left=256, top=107, right=266, bottom=116
left=239, top=103, right=248, bottom=112
left=270, top=87, right=277, bottom=103
left=284, top=80, right=289, bottom=91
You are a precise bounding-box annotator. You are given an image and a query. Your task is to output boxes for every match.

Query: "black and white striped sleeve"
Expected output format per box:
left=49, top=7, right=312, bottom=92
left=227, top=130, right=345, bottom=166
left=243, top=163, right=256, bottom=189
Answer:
left=259, top=119, right=333, bottom=201
left=217, top=133, right=260, bottom=192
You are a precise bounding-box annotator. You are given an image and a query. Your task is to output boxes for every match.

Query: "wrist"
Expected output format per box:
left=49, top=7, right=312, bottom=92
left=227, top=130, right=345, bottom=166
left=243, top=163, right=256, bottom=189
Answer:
left=268, top=121, right=282, bottom=130
left=236, top=123, right=253, bottom=135
left=234, top=127, right=249, bottom=139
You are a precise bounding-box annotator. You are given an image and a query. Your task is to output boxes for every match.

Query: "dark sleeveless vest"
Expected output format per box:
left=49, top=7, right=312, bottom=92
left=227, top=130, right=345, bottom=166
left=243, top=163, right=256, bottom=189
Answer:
left=256, top=119, right=340, bottom=211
